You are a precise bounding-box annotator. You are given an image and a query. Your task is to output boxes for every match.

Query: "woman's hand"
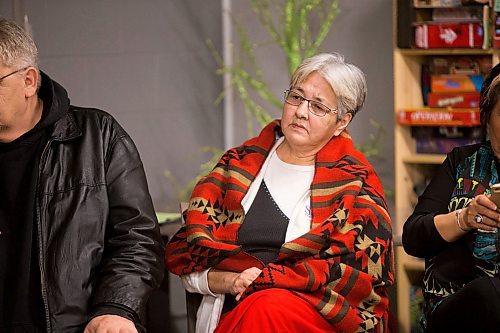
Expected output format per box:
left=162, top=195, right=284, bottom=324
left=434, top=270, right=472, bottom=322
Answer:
left=461, top=194, right=500, bottom=232
left=231, top=267, right=262, bottom=301
left=435, top=194, right=500, bottom=242
left=207, top=267, right=262, bottom=300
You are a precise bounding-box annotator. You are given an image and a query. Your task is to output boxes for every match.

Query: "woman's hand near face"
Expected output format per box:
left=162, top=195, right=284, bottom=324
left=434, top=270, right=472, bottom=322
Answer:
left=207, top=267, right=262, bottom=300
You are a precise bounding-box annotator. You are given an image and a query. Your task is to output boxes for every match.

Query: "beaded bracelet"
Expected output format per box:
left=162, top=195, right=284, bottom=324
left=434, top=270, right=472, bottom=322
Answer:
left=455, top=208, right=467, bottom=232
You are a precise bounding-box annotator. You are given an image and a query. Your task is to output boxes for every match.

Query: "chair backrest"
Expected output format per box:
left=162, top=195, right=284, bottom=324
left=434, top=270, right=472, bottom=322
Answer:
left=180, top=202, right=189, bottom=217
left=186, top=291, right=203, bottom=333
left=180, top=202, right=203, bottom=333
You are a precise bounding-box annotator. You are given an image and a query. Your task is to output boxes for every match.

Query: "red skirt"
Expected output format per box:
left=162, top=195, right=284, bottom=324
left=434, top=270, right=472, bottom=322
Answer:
left=214, top=288, right=338, bottom=333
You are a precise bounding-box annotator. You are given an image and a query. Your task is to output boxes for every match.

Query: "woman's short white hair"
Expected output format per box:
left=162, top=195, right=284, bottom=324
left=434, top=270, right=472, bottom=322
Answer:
left=289, top=53, right=367, bottom=119
left=0, top=18, right=38, bottom=70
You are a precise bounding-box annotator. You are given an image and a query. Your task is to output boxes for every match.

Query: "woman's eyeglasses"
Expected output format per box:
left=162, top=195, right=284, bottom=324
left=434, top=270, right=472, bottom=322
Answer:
left=283, top=89, right=337, bottom=117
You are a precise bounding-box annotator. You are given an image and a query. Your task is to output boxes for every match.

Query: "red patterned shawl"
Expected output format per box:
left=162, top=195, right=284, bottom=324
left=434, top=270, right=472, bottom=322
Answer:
left=166, top=120, right=394, bottom=332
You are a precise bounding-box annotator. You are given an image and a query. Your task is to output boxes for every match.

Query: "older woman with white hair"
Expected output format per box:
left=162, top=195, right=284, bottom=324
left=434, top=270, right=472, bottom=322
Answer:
left=166, top=53, right=394, bottom=333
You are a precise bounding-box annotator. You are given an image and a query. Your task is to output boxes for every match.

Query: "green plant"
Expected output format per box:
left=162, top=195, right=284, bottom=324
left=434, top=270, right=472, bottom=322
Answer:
left=355, top=119, right=385, bottom=159
left=164, top=146, right=224, bottom=203
left=209, top=0, right=340, bottom=137
left=168, top=0, right=387, bottom=202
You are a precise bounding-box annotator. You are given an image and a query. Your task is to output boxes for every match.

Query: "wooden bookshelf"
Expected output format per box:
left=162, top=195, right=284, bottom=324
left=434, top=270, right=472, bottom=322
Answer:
left=393, top=1, right=500, bottom=332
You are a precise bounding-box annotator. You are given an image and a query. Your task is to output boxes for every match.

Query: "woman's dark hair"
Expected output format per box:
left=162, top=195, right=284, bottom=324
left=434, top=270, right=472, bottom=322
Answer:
left=480, top=63, right=500, bottom=136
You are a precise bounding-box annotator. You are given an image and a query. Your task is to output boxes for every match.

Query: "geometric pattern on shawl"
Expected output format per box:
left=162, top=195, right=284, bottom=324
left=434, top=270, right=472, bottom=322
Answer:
left=166, top=120, right=394, bottom=333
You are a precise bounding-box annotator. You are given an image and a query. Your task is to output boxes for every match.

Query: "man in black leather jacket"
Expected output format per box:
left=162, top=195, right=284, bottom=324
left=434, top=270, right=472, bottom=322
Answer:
left=0, top=18, right=165, bottom=332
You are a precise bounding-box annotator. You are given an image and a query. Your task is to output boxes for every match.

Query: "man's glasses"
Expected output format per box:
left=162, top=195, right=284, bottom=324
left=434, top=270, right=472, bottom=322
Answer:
left=284, top=89, right=337, bottom=117
left=0, top=66, right=28, bottom=83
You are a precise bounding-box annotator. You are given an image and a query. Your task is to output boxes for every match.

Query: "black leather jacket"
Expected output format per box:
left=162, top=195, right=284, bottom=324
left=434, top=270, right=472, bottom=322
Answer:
left=36, top=73, right=164, bottom=332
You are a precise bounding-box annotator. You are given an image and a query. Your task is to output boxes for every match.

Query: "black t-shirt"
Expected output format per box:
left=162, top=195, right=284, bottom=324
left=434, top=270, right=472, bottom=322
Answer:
left=0, top=128, right=47, bottom=331
left=0, top=94, right=62, bottom=331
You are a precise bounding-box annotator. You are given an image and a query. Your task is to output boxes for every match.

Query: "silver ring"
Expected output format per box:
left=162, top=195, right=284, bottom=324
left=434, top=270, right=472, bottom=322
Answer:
left=474, top=214, right=483, bottom=224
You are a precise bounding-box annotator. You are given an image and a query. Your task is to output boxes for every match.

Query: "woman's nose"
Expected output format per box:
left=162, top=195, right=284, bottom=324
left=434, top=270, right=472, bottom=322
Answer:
left=295, top=100, right=309, bottom=119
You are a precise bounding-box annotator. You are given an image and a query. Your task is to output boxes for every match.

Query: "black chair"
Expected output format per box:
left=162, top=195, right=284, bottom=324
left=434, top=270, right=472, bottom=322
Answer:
left=178, top=202, right=204, bottom=333
left=144, top=235, right=172, bottom=332
left=186, top=291, right=203, bottom=333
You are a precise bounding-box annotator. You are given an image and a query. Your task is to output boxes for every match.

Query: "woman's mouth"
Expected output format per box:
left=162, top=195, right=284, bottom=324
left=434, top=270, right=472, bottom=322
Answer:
left=291, top=123, right=307, bottom=132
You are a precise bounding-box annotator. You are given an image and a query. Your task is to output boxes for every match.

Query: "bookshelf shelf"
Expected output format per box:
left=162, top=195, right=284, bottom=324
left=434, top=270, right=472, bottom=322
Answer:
left=403, top=258, right=425, bottom=272
left=399, top=48, right=494, bottom=56
left=402, top=154, right=446, bottom=165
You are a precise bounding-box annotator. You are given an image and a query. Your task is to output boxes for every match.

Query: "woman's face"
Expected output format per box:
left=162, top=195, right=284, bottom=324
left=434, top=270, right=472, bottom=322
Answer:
left=489, top=101, right=500, bottom=157
left=281, top=72, right=351, bottom=153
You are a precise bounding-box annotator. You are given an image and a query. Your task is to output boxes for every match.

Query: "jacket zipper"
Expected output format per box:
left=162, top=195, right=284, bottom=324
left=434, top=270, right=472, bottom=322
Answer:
left=36, top=139, right=53, bottom=332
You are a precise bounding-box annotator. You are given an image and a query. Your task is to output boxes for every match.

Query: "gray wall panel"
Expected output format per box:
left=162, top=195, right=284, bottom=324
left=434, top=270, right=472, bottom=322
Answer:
left=229, top=0, right=394, bottom=204
left=0, top=3, right=394, bottom=330
left=2, top=0, right=224, bottom=211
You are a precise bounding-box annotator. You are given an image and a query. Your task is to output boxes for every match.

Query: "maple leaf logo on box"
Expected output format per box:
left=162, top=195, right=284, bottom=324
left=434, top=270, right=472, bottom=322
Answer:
left=440, top=28, right=458, bottom=44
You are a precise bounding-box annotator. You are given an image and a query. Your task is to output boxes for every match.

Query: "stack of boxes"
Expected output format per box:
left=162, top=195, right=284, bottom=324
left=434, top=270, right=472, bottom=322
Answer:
left=398, top=56, right=490, bottom=154
left=413, top=0, right=488, bottom=49
left=427, top=56, right=485, bottom=108
left=395, top=1, right=500, bottom=154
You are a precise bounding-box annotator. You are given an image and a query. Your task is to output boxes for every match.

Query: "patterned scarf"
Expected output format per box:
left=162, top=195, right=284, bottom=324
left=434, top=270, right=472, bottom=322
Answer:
left=166, top=120, right=394, bottom=333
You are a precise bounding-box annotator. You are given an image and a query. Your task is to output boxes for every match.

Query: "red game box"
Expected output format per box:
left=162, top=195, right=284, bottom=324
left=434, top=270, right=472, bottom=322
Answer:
left=430, top=74, right=484, bottom=92
left=414, top=22, right=484, bottom=48
left=398, top=108, right=480, bottom=126
left=427, top=92, right=480, bottom=108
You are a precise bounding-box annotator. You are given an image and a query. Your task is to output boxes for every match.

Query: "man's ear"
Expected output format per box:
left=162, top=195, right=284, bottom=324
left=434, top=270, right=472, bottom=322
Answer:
left=24, top=67, right=39, bottom=98
left=333, top=112, right=353, bottom=136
